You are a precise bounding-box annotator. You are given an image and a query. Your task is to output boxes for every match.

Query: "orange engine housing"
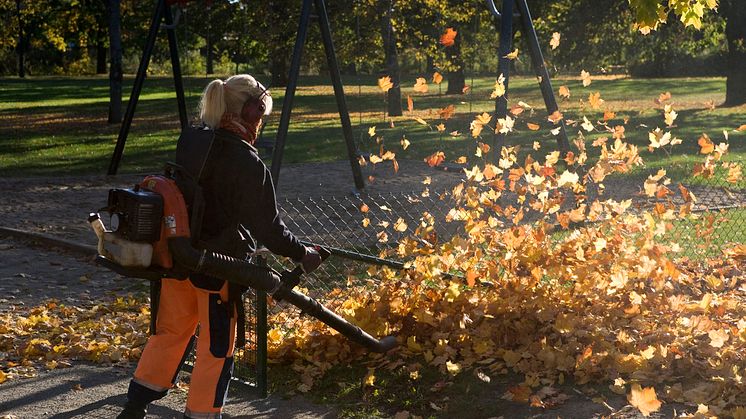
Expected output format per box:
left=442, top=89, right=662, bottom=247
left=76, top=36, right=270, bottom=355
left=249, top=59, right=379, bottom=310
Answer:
left=139, top=175, right=191, bottom=268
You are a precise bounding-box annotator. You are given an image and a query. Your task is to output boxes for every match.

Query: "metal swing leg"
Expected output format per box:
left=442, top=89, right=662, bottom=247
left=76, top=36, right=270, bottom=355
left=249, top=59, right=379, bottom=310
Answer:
left=271, top=0, right=365, bottom=191
left=487, top=0, right=571, bottom=161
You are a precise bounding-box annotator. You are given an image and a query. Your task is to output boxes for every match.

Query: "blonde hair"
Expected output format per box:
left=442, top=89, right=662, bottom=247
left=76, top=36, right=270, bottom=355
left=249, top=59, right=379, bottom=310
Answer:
left=198, top=74, right=273, bottom=129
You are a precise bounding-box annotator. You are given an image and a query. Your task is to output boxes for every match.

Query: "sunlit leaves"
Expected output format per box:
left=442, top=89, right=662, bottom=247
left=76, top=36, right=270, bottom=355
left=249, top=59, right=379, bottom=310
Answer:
left=580, top=70, right=592, bottom=87
left=559, top=85, right=571, bottom=99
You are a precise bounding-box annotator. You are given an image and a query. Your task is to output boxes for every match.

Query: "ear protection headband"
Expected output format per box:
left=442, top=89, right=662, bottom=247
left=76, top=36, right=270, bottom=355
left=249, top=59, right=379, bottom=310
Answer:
left=240, top=87, right=270, bottom=124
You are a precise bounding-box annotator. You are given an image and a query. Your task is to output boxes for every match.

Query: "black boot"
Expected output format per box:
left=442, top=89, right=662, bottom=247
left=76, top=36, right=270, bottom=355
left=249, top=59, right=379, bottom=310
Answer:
left=116, top=401, right=148, bottom=419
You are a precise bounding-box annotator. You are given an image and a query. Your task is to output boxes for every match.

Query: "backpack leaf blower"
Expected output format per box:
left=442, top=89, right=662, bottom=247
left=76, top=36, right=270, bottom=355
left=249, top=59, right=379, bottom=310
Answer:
left=89, top=153, right=396, bottom=354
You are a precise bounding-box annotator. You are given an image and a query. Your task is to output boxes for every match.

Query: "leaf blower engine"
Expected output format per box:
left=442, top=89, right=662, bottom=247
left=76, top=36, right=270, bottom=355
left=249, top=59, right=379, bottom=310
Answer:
left=89, top=170, right=396, bottom=353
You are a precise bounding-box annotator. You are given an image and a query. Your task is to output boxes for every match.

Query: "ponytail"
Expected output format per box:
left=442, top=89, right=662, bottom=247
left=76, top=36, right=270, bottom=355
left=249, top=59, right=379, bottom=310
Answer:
left=199, top=79, right=226, bottom=129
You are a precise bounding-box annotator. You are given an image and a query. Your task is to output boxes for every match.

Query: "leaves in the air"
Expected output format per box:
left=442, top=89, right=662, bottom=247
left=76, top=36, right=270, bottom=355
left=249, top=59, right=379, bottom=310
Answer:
left=504, top=48, right=519, bottom=60
left=378, top=76, right=393, bottom=92
left=424, top=151, right=445, bottom=167
left=432, top=72, right=443, bottom=85
left=558, top=85, right=571, bottom=99
left=549, top=32, right=561, bottom=50
left=440, top=28, right=457, bottom=47
left=413, top=77, right=428, bottom=93
left=580, top=70, right=592, bottom=87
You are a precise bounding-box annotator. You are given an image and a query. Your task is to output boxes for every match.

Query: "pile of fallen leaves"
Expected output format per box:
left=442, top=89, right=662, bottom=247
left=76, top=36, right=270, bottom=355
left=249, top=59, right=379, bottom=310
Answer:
left=0, top=295, right=150, bottom=383
left=269, top=209, right=745, bottom=416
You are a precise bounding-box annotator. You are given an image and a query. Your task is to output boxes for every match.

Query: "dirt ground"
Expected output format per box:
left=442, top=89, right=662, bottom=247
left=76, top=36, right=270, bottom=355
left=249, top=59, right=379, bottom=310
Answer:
left=0, top=160, right=700, bottom=418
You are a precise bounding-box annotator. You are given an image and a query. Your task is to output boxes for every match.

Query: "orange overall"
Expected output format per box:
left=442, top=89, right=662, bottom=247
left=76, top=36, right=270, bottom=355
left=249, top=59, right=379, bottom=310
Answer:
left=128, top=278, right=236, bottom=419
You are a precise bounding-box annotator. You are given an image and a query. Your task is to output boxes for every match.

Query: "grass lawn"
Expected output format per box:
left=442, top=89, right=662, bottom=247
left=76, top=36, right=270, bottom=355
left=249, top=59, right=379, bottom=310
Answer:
left=1, top=74, right=744, bottom=180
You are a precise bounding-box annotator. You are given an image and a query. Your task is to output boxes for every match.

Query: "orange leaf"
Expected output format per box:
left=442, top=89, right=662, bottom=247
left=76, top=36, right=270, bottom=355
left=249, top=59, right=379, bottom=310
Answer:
left=407, top=95, right=413, bottom=112
left=548, top=111, right=564, bottom=124
left=425, top=151, right=445, bottom=167
left=558, top=85, right=571, bottom=99
left=527, top=122, right=540, bottom=131
left=440, top=28, right=457, bottom=47
left=698, top=133, right=714, bottom=154
left=627, top=384, right=662, bottom=417
left=439, top=104, right=455, bottom=120
left=736, top=124, right=746, bottom=132
left=432, top=72, right=443, bottom=84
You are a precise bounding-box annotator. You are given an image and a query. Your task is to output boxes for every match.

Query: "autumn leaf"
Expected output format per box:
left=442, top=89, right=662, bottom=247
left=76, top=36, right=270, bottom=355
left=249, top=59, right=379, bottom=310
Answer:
left=527, top=122, right=540, bottom=131
left=627, top=384, right=662, bottom=417
left=491, top=74, right=506, bottom=99
left=664, top=104, right=678, bottom=126
left=439, top=104, right=455, bottom=120
left=400, top=136, right=410, bottom=150
left=378, top=76, right=393, bottom=93
left=559, top=85, right=571, bottom=99
left=425, top=151, right=445, bottom=167
left=588, top=92, right=604, bottom=109
left=440, top=28, right=457, bottom=47
left=432, top=72, right=443, bottom=84
left=580, top=70, right=592, bottom=87
left=655, top=91, right=672, bottom=105
left=504, top=48, right=519, bottom=60
left=548, top=110, right=564, bottom=124
left=413, top=77, right=428, bottom=93
left=549, top=32, right=561, bottom=50
left=407, top=95, right=413, bottom=112
left=698, top=133, right=714, bottom=154
left=368, top=126, right=376, bottom=137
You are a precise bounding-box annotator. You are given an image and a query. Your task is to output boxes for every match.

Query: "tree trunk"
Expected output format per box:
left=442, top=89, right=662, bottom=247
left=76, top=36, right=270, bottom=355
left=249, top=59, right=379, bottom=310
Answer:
left=270, top=55, right=289, bottom=87
left=380, top=2, right=402, bottom=116
left=724, top=1, right=746, bottom=106
left=445, top=25, right=465, bottom=95
left=16, top=0, right=25, bottom=78
left=107, top=0, right=122, bottom=123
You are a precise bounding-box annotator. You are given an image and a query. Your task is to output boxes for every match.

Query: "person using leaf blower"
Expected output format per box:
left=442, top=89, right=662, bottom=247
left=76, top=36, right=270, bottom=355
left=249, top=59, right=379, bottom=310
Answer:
left=117, top=74, right=322, bottom=419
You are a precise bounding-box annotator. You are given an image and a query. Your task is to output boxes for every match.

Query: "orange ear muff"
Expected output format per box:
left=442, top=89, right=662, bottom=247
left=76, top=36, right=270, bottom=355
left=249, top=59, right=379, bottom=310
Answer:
left=241, top=96, right=265, bottom=124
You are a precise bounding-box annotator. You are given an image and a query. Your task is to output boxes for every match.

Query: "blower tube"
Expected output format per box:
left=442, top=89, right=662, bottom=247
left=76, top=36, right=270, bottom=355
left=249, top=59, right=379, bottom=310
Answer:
left=275, top=287, right=398, bottom=353
left=167, top=237, right=397, bottom=353
left=168, top=237, right=281, bottom=293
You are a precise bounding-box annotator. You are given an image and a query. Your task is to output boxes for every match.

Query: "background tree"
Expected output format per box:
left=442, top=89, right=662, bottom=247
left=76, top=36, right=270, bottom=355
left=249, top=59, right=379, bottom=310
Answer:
left=107, top=0, right=121, bottom=123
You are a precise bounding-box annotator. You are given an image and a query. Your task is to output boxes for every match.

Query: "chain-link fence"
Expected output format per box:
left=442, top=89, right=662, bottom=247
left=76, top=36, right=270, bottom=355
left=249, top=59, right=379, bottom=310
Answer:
left=233, top=157, right=746, bottom=391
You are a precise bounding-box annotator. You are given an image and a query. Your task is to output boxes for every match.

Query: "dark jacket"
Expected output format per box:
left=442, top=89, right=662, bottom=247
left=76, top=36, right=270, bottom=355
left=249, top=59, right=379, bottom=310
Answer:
left=190, top=129, right=306, bottom=290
